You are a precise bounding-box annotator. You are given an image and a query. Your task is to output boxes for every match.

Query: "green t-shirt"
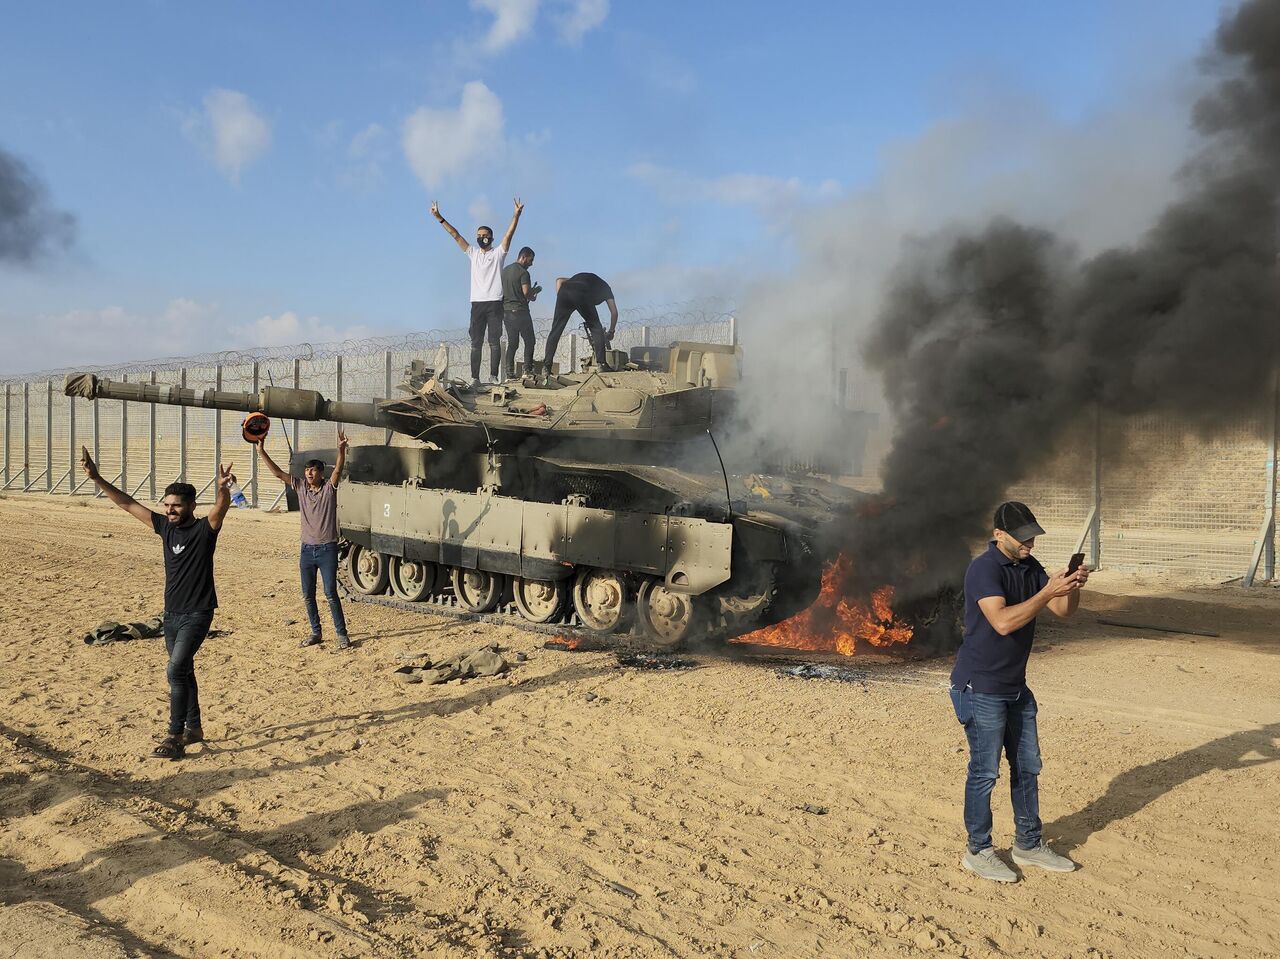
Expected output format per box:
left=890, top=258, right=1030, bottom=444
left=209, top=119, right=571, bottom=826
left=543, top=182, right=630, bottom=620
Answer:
left=502, top=263, right=532, bottom=311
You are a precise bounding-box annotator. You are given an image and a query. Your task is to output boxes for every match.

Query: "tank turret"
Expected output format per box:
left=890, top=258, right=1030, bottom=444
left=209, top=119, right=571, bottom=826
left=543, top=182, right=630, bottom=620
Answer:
left=66, top=340, right=741, bottom=446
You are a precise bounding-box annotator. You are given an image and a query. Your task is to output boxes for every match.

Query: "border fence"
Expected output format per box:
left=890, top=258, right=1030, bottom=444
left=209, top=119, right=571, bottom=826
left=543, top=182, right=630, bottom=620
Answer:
left=2, top=304, right=1276, bottom=587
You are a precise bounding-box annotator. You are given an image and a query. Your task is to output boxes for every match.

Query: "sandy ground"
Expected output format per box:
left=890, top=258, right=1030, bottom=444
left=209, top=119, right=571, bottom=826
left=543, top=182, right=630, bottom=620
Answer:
left=0, top=494, right=1277, bottom=959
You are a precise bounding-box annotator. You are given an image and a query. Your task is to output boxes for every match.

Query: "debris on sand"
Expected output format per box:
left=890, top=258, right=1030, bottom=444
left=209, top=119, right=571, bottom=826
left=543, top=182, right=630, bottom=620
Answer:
left=780, top=663, right=869, bottom=683
left=83, top=616, right=164, bottom=645
left=393, top=643, right=513, bottom=685
left=615, top=652, right=697, bottom=671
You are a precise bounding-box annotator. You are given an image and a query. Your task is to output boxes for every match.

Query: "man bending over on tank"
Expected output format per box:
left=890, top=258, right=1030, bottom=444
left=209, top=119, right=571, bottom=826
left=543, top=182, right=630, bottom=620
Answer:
left=256, top=429, right=351, bottom=650
left=80, top=447, right=236, bottom=760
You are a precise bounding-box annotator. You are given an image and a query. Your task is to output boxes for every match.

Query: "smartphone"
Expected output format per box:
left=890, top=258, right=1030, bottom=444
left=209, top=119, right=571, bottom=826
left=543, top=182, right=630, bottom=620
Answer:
left=1066, top=552, right=1085, bottom=576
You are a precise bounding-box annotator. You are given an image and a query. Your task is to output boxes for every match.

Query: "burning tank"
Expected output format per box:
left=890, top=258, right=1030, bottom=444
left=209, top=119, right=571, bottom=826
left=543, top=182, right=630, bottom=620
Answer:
left=65, top=342, right=909, bottom=648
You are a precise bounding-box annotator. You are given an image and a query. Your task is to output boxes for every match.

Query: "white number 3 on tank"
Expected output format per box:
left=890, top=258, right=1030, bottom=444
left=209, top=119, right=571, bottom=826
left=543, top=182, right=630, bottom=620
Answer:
left=383, top=503, right=391, bottom=517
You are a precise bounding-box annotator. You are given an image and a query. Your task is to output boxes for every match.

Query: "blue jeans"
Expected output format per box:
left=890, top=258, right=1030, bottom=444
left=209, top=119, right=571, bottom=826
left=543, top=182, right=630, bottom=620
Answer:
left=163, top=610, right=214, bottom=737
left=301, top=542, right=348, bottom=638
left=950, top=683, right=1043, bottom=853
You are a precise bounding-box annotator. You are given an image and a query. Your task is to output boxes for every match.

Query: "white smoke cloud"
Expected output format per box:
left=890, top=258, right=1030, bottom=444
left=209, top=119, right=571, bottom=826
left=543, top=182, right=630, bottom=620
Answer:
left=738, top=85, right=1193, bottom=407
left=402, top=82, right=505, bottom=192
left=193, top=89, right=273, bottom=184
left=628, top=161, right=839, bottom=225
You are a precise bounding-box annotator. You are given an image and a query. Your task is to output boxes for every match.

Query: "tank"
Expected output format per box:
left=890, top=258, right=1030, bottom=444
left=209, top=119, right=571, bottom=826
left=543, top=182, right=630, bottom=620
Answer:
left=65, top=343, right=866, bottom=647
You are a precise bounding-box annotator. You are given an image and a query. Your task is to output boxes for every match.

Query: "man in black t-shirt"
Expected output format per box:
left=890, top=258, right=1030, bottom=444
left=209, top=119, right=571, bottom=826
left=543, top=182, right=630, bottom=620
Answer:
left=540, top=272, right=618, bottom=378
left=500, top=246, right=540, bottom=381
left=81, top=447, right=236, bottom=760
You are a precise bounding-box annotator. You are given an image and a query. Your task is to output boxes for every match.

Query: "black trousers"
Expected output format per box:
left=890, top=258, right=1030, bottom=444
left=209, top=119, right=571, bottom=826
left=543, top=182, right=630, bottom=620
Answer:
left=503, top=307, right=536, bottom=377
left=542, top=294, right=607, bottom=371
left=163, top=610, right=214, bottom=737
left=469, top=300, right=504, bottom=379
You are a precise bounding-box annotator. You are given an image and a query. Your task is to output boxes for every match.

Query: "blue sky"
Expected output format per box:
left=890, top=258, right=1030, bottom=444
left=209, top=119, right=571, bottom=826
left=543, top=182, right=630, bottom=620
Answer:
left=0, top=1, right=1226, bottom=373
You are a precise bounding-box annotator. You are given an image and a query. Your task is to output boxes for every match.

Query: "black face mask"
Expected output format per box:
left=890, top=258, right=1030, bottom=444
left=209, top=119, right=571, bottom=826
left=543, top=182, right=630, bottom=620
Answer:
left=477, top=235, right=492, bottom=249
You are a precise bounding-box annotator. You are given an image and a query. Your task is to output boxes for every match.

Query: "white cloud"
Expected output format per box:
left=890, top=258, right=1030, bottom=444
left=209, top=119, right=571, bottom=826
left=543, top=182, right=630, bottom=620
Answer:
left=402, top=81, right=505, bottom=191
left=0, top=299, right=221, bottom=375
left=627, top=161, right=839, bottom=223
left=555, top=0, right=609, bottom=45
left=336, top=123, right=390, bottom=192
left=231, top=311, right=372, bottom=348
left=196, top=89, right=272, bottom=183
left=468, top=194, right=497, bottom=226
left=473, top=0, right=540, bottom=52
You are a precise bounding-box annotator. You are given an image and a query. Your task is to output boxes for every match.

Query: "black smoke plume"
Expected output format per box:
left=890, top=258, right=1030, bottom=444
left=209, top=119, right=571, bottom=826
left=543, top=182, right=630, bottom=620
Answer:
left=0, top=146, right=76, bottom=265
left=843, top=0, right=1280, bottom=613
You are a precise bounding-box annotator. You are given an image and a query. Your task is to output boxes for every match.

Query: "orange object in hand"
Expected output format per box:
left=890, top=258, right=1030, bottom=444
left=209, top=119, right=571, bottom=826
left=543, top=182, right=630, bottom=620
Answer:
left=242, top=412, right=270, bottom=443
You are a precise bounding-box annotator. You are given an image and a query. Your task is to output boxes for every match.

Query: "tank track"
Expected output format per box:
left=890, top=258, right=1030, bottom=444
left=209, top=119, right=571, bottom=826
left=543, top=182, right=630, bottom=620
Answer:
left=336, top=557, right=667, bottom=649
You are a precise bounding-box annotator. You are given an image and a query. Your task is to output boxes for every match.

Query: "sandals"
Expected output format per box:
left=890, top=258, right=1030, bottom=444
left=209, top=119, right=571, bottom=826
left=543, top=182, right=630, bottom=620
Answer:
left=152, top=735, right=185, bottom=760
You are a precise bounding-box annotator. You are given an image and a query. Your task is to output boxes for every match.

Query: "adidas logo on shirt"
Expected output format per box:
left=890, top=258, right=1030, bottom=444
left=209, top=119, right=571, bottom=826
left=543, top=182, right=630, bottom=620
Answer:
left=171, top=543, right=186, bottom=556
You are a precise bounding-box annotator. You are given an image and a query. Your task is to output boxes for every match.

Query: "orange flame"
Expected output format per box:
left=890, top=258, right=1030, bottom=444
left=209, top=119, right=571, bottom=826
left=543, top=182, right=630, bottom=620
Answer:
left=732, top=554, right=913, bottom=655
left=545, top=636, right=582, bottom=651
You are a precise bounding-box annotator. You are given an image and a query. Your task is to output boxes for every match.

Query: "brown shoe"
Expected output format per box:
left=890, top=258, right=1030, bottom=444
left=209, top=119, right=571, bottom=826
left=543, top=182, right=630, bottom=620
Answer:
left=181, top=725, right=204, bottom=746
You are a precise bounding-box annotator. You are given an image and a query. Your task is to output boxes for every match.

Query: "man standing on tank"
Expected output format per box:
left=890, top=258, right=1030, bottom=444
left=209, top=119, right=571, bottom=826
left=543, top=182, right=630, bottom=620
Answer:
left=540, top=272, right=618, bottom=378
left=256, top=430, right=351, bottom=650
left=950, top=501, right=1088, bottom=882
left=79, top=447, right=237, bottom=760
left=431, top=197, right=524, bottom=389
left=501, top=246, right=539, bottom=381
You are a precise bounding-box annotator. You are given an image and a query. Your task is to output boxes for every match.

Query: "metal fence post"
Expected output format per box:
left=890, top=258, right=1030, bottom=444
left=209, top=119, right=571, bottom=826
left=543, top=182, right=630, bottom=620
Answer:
left=1245, top=371, right=1278, bottom=586
left=729, top=314, right=737, bottom=346
left=119, top=374, right=128, bottom=494
left=67, top=387, right=76, bottom=492
left=213, top=364, right=222, bottom=496
left=179, top=368, right=188, bottom=482
left=642, top=325, right=650, bottom=348
left=569, top=334, right=577, bottom=374
left=1091, top=404, right=1102, bottom=570
left=22, top=382, right=30, bottom=489
left=149, top=371, right=157, bottom=501
left=251, top=361, right=259, bottom=506
left=92, top=389, right=100, bottom=490
left=336, top=355, right=343, bottom=402
left=45, top=379, right=53, bottom=492
left=2, top=384, right=9, bottom=487
left=384, top=350, right=393, bottom=444
left=1267, top=372, right=1278, bottom=581
left=292, top=358, right=301, bottom=455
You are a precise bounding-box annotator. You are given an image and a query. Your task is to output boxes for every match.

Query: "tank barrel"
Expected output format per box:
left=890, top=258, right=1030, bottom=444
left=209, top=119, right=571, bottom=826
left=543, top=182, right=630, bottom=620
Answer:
left=64, top=373, right=391, bottom=431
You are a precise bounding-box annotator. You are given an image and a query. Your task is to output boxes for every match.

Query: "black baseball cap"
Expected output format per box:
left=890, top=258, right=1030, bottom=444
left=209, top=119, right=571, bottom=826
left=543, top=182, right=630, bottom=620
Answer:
left=994, top=501, right=1045, bottom=542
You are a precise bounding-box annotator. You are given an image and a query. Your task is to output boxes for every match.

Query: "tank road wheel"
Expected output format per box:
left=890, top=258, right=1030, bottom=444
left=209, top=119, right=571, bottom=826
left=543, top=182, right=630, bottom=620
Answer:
left=513, top=577, right=568, bottom=624
left=572, top=568, right=628, bottom=633
left=347, top=544, right=390, bottom=595
left=451, top=567, right=503, bottom=613
left=389, top=557, right=439, bottom=602
left=719, top=563, right=780, bottom=631
left=637, top=578, right=703, bottom=648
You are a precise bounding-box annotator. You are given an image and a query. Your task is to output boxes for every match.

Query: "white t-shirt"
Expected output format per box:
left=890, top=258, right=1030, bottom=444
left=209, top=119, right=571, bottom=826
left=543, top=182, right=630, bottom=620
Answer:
left=466, top=244, right=507, bottom=302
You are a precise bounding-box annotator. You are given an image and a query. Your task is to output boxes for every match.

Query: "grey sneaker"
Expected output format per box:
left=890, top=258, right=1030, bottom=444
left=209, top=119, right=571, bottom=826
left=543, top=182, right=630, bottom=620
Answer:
left=962, top=847, right=1018, bottom=883
left=300, top=635, right=321, bottom=648
left=1012, top=842, right=1077, bottom=872
left=335, top=634, right=352, bottom=650
left=469, top=378, right=482, bottom=391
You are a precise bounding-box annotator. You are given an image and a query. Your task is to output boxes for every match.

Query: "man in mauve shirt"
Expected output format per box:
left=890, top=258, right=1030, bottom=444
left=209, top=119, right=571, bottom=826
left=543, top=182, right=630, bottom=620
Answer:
left=257, top=429, right=351, bottom=650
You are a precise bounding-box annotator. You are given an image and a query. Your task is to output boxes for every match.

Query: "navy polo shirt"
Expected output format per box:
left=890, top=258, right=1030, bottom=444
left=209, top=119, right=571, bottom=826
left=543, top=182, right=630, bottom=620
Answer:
left=950, top=541, right=1049, bottom=694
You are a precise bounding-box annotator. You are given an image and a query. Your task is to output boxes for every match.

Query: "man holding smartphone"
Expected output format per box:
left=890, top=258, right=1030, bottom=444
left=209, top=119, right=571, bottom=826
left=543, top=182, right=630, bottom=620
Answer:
left=950, top=501, right=1089, bottom=882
